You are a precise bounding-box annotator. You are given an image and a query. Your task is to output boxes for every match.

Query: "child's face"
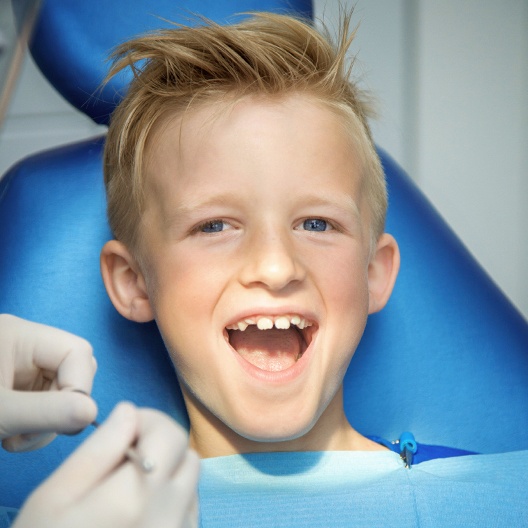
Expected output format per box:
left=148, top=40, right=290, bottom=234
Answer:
left=104, top=94, right=398, bottom=454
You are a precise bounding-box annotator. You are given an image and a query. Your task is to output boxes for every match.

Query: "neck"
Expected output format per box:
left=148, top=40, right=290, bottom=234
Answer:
left=184, top=387, right=386, bottom=458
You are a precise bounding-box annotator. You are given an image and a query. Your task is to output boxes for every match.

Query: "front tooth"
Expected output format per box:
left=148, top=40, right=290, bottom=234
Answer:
left=274, top=316, right=290, bottom=329
left=237, top=321, right=249, bottom=331
left=245, top=318, right=256, bottom=325
left=291, top=315, right=301, bottom=326
left=257, top=317, right=274, bottom=330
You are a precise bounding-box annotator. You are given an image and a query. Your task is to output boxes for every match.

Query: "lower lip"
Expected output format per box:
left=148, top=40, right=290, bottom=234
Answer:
left=228, top=335, right=315, bottom=384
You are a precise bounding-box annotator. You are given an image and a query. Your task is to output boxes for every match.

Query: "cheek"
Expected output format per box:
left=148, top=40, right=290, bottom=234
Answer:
left=147, top=248, right=221, bottom=317
left=310, top=245, right=370, bottom=312
left=321, top=253, right=370, bottom=383
left=148, top=259, right=216, bottom=372
left=144, top=248, right=230, bottom=377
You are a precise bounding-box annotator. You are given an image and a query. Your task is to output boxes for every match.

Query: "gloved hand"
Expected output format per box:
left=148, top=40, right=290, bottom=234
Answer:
left=13, top=403, right=200, bottom=528
left=0, top=314, right=98, bottom=452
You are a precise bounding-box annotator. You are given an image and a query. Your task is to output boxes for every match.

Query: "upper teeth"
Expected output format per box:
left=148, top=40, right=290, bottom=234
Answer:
left=226, top=315, right=313, bottom=332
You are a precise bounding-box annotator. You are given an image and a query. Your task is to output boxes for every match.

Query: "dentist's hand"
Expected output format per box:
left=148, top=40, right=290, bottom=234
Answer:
left=13, top=403, right=200, bottom=528
left=0, top=314, right=97, bottom=452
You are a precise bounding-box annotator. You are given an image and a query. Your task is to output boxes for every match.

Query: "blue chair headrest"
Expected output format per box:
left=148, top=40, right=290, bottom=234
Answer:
left=28, top=0, right=313, bottom=125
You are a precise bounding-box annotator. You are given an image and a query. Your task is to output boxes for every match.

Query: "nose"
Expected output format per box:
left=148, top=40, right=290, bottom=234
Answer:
left=239, top=226, right=305, bottom=291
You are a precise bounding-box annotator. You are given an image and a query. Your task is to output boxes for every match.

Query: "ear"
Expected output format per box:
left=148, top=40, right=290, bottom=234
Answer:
left=100, top=240, right=154, bottom=322
left=367, top=233, right=400, bottom=314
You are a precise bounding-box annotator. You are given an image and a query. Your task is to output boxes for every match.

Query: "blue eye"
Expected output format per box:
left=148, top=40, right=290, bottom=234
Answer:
left=302, top=219, right=329, bottom=232
left=200, top=220, right=225, bottom=233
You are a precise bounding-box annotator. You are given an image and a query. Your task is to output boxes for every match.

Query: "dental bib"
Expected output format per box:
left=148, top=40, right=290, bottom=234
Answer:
left=198, top=450, right=528, bottom=527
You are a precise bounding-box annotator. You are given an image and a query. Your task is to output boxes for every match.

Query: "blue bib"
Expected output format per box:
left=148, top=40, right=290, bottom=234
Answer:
left=198, top=450, right=528, bottom=527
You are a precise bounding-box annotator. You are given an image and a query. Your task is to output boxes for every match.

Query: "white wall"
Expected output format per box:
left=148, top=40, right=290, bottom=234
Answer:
left=0, top=2, right=106, bottom=172
left=1, top=0, right=527, bottom=318
left=0, top=57, right=106, bottom=171
left=315, top=0, right=528, bottom=318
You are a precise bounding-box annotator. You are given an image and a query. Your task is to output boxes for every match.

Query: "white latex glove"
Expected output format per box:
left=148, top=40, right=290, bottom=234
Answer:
left=13, top=403, right=200, bottom=528
left=0, top=314, right=98, bottom=452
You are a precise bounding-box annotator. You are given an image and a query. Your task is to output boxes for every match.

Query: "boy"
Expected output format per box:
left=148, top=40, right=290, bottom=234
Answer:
left=99, top=14, right=528, bottom=525
left=99, top=11, right=400, bottom=459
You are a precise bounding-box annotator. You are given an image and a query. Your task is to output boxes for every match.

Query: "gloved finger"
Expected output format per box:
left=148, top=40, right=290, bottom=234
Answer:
left=35, top=402, right=139, bottom=506
left=183, top=495, right=200, bottom=528
left=80, top=410, right=199, bottom=528
left=4, top=315, right=97, bottom=394
left=2, top=431, right=56, bottom=453
left=73, top=452, right=200, bottom=528
left=0, top=387, right=97, bottom=442
left=133, top=408, right=191, bottom=484
left=141, top=449, right=200, bottom=528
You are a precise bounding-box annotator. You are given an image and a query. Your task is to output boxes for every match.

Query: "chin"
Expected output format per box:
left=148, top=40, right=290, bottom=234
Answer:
left=229, top=409, right=320, bottom=445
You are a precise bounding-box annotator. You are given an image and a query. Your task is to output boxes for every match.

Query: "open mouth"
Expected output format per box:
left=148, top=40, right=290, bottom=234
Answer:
left=226, top=315, right=317, bottom=372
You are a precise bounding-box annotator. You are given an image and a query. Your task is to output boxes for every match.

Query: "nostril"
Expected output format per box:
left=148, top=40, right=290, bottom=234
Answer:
left=239, top=242, right=305, bottom=291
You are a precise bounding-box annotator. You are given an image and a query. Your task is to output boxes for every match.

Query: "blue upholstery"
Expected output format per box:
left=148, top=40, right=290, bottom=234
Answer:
left=28, top=0, right=313, bottom=125
left=1, top=0, right=527, bottom=510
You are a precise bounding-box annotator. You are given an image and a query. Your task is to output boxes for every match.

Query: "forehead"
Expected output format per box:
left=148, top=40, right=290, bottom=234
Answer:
left=145, top=94, right=364, bottom=193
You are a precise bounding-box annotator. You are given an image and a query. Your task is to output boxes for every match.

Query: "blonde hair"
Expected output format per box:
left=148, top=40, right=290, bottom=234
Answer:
left=103, top=12, right=387, bottom=252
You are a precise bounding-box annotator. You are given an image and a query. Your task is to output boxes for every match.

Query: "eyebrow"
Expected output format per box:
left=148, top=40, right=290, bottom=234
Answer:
left=166, top=193, right=240, bottom=217
left=160, top=193, right=240, bottom=229
left=289, top=192, right=362, bottom=222
left=162, top=190, right=361, bottom=226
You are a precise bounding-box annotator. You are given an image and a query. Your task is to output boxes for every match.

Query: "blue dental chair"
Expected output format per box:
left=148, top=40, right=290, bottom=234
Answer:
left=1, top=0, right=527, bottom=512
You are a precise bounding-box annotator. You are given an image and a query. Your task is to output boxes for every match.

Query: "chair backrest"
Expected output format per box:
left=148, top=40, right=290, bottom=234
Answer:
left=1, top=0, right=527, bottom=510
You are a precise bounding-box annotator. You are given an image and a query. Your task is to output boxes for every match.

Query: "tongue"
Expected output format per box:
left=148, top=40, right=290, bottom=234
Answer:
left=230, top=326, right=302, bottom=372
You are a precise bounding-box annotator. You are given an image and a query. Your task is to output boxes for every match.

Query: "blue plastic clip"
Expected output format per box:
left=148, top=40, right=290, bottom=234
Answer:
left=399, top=432, right=417, bottom=468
